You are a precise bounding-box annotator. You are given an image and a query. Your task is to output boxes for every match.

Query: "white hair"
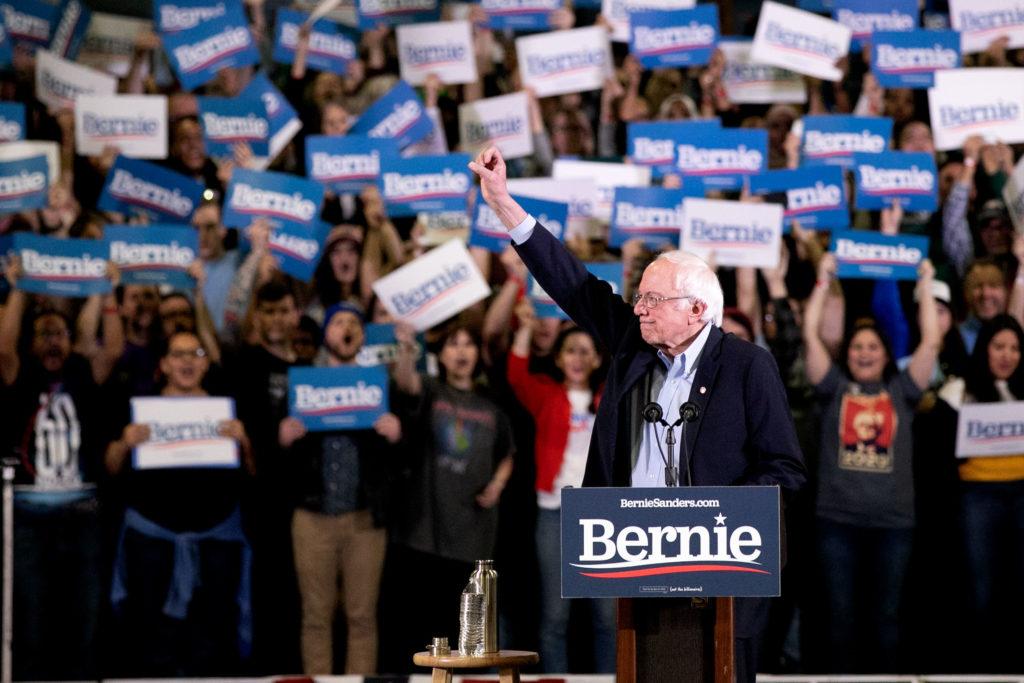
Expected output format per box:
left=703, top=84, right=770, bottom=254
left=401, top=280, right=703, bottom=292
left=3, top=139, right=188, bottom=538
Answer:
left=653, top=250, right=724, bottom=326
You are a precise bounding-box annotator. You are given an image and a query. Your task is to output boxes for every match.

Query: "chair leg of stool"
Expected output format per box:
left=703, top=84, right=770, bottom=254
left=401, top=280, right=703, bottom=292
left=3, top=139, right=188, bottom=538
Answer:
left=432, top=667, right=453, bottom=683
left=498, top=665, right=520, bottom=683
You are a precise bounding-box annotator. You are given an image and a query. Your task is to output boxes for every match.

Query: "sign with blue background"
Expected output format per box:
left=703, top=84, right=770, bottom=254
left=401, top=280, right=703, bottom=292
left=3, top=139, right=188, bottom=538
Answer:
left=14, top=233, right=111, bottom=297
left=801, top=115, right=892, bottom=168
left=154, top=0, right=231, bottom=33
left=628, top=120, right=720, bottom=178
left=531, top=262, right=621, bottom=319
left=609, top=186, right=699, bottom=248
left=630, top=5, right=719, bottom=69
left=107, top=225, right=198, bottom=289
left=483, top=0, right=560, bottom=31
left=99, top=156, right=204, bottom=223
left=240, top=72, right=302, bottom=158
left=832, top=0, right=917, bottom=51
left=355, top=0, right=440, bottom=29
left=748, top=166, right=849, bottom=231
left=853, top=151, right=938, bottom=211
left=49, top=0, right=90, bottom=60
left=306, top=135, right=400, bottom=193
left=1, top=0, right=57, bottom=50
left=0, top=21, right=12, bottom=67
left=831, top=230, right=928, bottom=280
left=273, top=9, right=357, bottom=74
left=348, top=80, right=433, bottom=150
left=266, top=221, right=331, bottom=282
left=379, top=153, right=472, bottom=216
left=561, top=486, right=781, bottom=598
left=470, top=194, right=568, bottom=253
left=197, top=96, right=270, bottom=157
left=676, top=128, right=766, bottom=190
left=289, top=365, right=390, bottom=431
left=161, top=8, right=259, bottom=91
left=224, top=168, right=325, bottom=230
left=356, top=323, right=429, bottom=372
left=871, top=30, right=960, bottom=89
left=0, top=155, right=48, bottom=214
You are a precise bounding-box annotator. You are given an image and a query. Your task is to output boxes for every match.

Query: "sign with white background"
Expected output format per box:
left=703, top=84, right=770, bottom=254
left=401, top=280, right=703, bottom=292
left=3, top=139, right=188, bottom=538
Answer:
left=397, top=21, right=477, bottom=86
left=516, top=26, right=613, bottom=97
left=949, top=0, right=1024, bottom=53
left=75, top=95, right=168, bottom=159
left=458, top=92, right=534, bottom=159
left=681, top=198, right=782, bottom=268
left=751, top=1, right=851, bottom=82
left=929, top=68, right=1024, bottom=150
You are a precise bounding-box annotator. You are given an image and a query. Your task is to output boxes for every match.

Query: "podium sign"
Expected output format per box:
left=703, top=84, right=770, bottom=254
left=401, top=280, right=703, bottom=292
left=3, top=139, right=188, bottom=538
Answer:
left=561, top=486, right=780, bottom=598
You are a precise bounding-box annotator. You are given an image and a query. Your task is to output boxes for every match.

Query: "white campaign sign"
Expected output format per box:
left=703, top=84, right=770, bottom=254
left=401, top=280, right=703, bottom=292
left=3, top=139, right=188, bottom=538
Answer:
left=397, top=21, right=477, bottom=86
left=1003, top=154, right=1024, bottom=233
left=719, top=40, right=806, bottom=105
left=602, top=0, right=697, bottom=43
left=75, top=95, right=169, bottom=159
left=928, top=69, right=1024, bottom=150
left=516, top=26, right=613, bottom=97
left=372, top=239, right=490, bottom=331
left=35, top=50, right=118, bottom=112
left=553, top=159, right=651, bottom=222
left=78, top=12, right=154, bottom=77
left=955, top=401, right=1024, bottom=458
left=751, top=1, right=851, bottom=82
left=0, top=141, right=61, bottom=183
left=681, top=197, right=782, bottom=268
left=131, top=397, right=239, bottom=470
left=950, top=0, right=1024, bottom=53
left=508, top=176, right=600, bottom=239
left=458, top=92, right=534, bottom=159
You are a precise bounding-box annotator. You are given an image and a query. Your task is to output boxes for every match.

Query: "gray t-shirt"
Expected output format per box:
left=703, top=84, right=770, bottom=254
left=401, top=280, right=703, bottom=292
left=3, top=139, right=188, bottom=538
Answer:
left=814, top=365, right=922, bottom=529
left=398, top=378, right=514, bottom=563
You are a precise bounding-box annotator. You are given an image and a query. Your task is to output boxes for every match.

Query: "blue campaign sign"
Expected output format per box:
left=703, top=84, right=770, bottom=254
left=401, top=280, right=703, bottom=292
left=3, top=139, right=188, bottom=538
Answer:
left=106, top=225, right=198, bottom=289
left=355, top=0, right=440, bottom=29
left=98, top=156, right=204, bottom=223
left=0, top=21, right=13, bottom=68
left=832, top=0, right=917, bottom=51
left=154, top=0, right=232, bottom=33
left=1, top=0, right=57, bottom=50
left=748, top=167, right=849, bottom=231
left=676, top=128, right=766, bottom=191
left=609, top=186, right=699, bottom=248
left=801, top=115, right=892, bottom=168
left=356, top=322, right=429, bottom=371
left=289, top=365, right=390, bottom=431
left=273, top=8, right=358, bottom=74
left=797, top=0, right=832, bottom=11
left=561, top=486, right=781, bottom=598
left=379, top=153, right=472, bottom=216
left=630, top=5, right=719, bottom=69
left=627, top=120, right=720, bottom=178
left=852, top=151, right=938, bottom=212
left=831, top=230, right=928, bottom=280
left=267, top=220, right=331, bottom=282
left=470, top=194, right=568, bottom=253
left=14, top=233, right=111, bottom=298
left=223, top=168, right=325, bottom=230
left=240, top=72, right=302, bottom=154
left=48, top=0, right=90, bottom=60
left=161, top=8, right=259, bottom=91
left=871, top=30, right=960, bottom=89
left=483, top=0, right=560, bottom=31
left=348, top=80, right=433, bottom=150
left=197, top=96, right=270, bottom=157
left=530, top=261, right=622, bottom=319
left=306, top=135, right=400, bottom=194
left=0, top=155, right=48, bottom=214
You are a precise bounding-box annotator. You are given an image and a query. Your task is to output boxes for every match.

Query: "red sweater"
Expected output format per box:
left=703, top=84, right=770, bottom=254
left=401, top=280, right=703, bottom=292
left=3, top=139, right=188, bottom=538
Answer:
left=506, top=351, right=602, bottom=493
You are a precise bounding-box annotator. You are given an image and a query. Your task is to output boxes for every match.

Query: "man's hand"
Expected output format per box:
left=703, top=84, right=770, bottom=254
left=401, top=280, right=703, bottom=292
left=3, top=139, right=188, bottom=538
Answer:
left=373, top=412, right=402, bottom=444
left=468, top=147, right=527, bottom=229
left=278, top=417, right=307, bottom=448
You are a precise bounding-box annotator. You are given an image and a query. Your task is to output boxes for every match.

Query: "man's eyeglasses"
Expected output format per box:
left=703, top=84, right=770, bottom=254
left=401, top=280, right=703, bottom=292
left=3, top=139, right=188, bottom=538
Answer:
left=631, top=292, right=691, bottom=309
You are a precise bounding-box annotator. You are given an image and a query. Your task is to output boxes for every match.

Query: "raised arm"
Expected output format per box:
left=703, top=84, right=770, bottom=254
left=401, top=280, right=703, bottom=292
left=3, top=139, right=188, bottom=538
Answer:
left=906, top=259, right=942, bottom=391
left=392, top=322, right=423, bottom=396
left=0, top=261, right=26, bottom=386
left=802, top=253, right=836, bottom=387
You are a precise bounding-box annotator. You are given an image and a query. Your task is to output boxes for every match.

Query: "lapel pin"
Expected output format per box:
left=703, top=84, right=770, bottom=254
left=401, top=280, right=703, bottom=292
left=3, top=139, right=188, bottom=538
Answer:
left=699, top=386, right=707, bottom=394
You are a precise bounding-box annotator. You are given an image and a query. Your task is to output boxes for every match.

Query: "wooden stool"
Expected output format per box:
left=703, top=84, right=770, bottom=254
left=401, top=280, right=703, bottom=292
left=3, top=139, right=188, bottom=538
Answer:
left=413, top=649, right=539, bottom=683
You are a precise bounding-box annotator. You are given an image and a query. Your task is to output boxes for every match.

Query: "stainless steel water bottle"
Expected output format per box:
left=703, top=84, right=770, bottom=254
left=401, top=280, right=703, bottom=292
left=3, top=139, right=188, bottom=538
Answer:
left=469, top=559, right=498, bottom=653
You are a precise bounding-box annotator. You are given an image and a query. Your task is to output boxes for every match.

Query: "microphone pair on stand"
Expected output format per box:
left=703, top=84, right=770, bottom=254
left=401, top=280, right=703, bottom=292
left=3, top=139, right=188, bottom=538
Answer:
left=642, top=401, right=700, bottom=487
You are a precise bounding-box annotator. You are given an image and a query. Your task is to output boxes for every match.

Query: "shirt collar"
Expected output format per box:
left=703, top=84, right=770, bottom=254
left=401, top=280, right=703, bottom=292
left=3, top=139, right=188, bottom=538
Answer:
left=657, top=322, right=714, bottom=378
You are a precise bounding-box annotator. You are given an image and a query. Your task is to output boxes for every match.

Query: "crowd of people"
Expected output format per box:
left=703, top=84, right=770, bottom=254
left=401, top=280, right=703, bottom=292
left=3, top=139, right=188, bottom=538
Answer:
left=3, top=0, right=1024, bottom=679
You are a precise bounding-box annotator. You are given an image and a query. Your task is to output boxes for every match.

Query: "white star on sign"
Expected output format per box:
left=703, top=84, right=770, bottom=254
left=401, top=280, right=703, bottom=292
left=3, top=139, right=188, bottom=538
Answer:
left=714, top=513, right=727, bottom=526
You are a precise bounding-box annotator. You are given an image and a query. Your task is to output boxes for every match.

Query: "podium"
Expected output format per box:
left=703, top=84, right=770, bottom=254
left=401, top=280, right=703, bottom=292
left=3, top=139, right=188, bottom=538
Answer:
left=560, top=486, right=780, bottom=683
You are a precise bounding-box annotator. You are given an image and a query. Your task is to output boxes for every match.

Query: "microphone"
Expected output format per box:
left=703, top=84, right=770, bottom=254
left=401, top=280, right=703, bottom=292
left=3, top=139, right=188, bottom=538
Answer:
left=641, top=402, right=677, bottom=487
left=680, top=402, right=700, bottom=424
left=677, top=402, right=700, bottom=487
left=642, top=402, right=664, bottom=425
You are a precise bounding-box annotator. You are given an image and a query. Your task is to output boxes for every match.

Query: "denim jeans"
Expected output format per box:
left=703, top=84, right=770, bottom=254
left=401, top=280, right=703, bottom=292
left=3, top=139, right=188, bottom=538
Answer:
left=816, top=517, right=913, bottom=673
left=536, top=508, right=616, bottom=673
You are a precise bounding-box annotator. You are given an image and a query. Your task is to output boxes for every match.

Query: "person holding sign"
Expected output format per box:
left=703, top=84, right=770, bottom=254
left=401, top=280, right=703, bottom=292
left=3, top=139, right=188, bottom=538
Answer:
left=933, top=314, right=1024, bottom=670
left=469, top=145, right=804, bottom=683
left=803, top=254, right=941, bottom=672
left=104, top=329, right=254, bottom=677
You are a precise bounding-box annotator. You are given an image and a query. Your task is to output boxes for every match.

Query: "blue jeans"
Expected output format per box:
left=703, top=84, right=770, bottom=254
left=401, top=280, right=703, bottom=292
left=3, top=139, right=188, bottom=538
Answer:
left=536, top=508, right=616, bottom=673
left=960, top=480, right=1024, bottom=665
left=816, top=518, right=912, bottom=673
left=14, top=498, right=101, bottom=681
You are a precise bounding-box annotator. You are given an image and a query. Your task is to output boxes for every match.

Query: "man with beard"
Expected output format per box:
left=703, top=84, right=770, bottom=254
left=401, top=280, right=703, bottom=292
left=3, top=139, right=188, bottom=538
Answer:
left=110, top=284, right=162, bottom=397
left=277, top=302, right=402, bottom=675
left=0, top=258, right=123, bottom=681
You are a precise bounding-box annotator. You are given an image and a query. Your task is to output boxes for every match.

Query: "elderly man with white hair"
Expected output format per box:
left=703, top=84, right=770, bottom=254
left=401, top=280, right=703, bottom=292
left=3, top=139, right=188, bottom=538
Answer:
left=470, top=147, right=805, bottom=683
